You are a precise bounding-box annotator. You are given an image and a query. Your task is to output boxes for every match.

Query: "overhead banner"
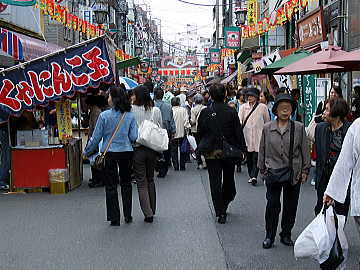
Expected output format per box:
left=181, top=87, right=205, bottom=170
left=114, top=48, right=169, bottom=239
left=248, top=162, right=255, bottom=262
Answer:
left=0, top=0, right=36, bottom=6
left=0, top=38, right=114, bottom=117
left=224, top=27, right=241, bottom=49
left=210, top=48, right=221, bottom=64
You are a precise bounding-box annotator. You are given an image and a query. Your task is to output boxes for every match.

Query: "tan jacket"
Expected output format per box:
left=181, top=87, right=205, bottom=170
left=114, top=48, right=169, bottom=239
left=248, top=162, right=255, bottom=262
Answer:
left=239, top=102, right=270, bottom=152
left=172, top=106, right=191, bottom=139
left=190, top=104, right=206, bottom=133
left=257, top=120, right=311, bottom=185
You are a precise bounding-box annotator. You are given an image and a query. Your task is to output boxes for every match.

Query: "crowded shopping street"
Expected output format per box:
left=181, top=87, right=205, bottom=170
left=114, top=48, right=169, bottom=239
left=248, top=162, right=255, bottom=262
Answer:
left=1, top=0, right=360, bottom=269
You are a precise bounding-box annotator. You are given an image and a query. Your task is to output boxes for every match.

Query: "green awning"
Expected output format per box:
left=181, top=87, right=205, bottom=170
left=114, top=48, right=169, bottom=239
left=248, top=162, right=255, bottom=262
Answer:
left=116, top=57, right=141, bottom=70
left=259, top=49, right=312, bottom=74
left=237, top=50, right=251, bottom=63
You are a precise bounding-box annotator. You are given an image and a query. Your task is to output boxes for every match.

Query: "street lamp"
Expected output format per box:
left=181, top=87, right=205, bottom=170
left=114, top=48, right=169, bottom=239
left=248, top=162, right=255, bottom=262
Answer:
left=234, top=1, right=247, bottom=26
left=93, top=0, right=109, bottom=25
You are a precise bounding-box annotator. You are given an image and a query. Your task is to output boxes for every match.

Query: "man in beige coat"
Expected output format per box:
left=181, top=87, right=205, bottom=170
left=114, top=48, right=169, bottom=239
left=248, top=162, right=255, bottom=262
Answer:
left=239, top=88, right=271, bottom=186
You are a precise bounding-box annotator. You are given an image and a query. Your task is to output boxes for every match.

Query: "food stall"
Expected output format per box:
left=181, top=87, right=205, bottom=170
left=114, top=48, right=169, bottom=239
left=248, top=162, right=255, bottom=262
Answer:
left=0, top=36, right=116, bottom=192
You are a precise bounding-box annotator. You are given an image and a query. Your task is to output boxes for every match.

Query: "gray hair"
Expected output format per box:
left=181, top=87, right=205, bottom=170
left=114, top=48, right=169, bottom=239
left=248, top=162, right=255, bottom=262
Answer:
left=193, top=93, right=204, bottom=105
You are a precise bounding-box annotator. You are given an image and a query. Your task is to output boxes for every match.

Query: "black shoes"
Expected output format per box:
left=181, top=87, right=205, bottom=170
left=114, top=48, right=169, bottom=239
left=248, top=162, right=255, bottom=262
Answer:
left=157, top=174, right=166, bottom=178
left=251, top=178, right=257, bottom=186
left=88, top=181, right=104, bottom=188
left=280, top=236, right=294, bottom=246
left=262, top=238, right=274, bottom=249
left=124, top=216, right=133, bottom=224
left=144, top=216, right=154, bottom=223
left=218, top=214, right=227, bottom=224
left=110, top=220, right=120, bottom=226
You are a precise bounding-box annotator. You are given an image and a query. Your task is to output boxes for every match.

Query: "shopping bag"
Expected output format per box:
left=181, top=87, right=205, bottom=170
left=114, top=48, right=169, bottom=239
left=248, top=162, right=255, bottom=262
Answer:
left=180, top=137, right=191, bottom=154
left=187, top=135, right=197, bottom=151
left=137, top=120, right=169, bottom=152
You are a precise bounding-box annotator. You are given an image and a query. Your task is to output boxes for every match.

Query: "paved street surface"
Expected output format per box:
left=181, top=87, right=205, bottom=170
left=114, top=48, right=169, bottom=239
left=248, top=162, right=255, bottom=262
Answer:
left=0, top=163, right=359, bottom=270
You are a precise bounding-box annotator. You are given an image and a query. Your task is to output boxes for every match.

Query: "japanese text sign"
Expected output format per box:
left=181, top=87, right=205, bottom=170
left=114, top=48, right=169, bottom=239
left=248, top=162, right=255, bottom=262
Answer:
left=56, top=100, right=72, bottom=140
left=210, top=48, right=221, bottom=64
left=0, top=38, right=114, bottom=117
left=224, top=27, right=241, bottom=49
left=297, top=8, right=325, bottom=48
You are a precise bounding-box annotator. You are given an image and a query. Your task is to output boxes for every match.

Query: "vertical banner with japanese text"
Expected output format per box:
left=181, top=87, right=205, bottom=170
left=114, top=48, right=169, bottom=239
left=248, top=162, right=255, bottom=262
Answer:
left=247, top=0, right=259, bottom=25
left=56, top=100, right=73, bottom=141
left=298, top=75, right=316, bottom=127
left=224, top=27, right=241, bottom=49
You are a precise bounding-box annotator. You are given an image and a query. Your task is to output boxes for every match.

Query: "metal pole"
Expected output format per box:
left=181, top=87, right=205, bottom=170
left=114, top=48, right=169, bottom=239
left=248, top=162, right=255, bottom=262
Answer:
left=7, top=120, right=13, bottom=192
left=77, top=93, right=81, bottom=138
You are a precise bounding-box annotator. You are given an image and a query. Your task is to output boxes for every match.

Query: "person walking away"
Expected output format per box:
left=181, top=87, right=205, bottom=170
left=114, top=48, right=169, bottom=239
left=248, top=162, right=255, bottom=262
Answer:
left=132, top=86, right=163, bottom=223
left=83, top=86, right=138, bottom=226
left=323, top=118, right=360, bottom=267
left=314, top=98, right=351, bottom=216
left=171, top=97, right=191, bottom=171
left=198, top=83, right=246, bottom=224
left=351, top=86, right=360, bottom=120
left=0, top=115, right=10, bottom=190
left=163, top=87, right=175, bottom=105
left=154, top=88, right=176, bottom=178
left=258, top=94, right=310, bottom=249
left=191, top=94, right=206, bottom=169
left=239, top=88, right=271, bottom=186
left=178, top=87, right=187, bottom=106
left=86, top=91, right=107, bottom=188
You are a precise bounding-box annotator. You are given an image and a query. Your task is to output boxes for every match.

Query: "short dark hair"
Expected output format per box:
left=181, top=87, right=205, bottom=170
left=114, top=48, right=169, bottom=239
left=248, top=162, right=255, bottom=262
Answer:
left=291, top=88, right=300, bottom=98
left=133, top=85, right=154, bottom=111
left=327, top=98, right=349, bottom=120
left=143, top=80, right=154, bottom=93
left=209, top=83, right=226, bottom=102
left=331, top=85, right=343, bottom=98
left=154, top=87, right=164, bottom=100
left=261, top=91, right=271, bottom=103
left=171, top=97, right=180, bottom=107
left=110, top=86, right=131, bottom=112
left=354, top=86, right=360, bottom=95
left=276, top=87, right=287, bottom=96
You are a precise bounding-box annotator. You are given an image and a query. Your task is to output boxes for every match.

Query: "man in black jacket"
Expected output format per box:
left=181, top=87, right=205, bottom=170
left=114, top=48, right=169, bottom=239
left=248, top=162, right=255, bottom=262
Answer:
left=197, top=83, right=247, bottom=224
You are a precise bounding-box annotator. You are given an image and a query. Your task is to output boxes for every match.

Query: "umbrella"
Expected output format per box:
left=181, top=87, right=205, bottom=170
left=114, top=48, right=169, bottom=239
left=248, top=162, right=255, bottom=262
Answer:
left=259, top=49, right=312, bottom=74
left=318, top=48, right=360, bottom=71
left=275, top=47, right=349, bottom=75
left=119, top=77, right=138, bottom=90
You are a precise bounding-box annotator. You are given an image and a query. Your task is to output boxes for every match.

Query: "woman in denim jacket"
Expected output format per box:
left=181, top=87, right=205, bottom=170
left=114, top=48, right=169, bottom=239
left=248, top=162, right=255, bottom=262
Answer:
left=84, top=86, right=138, bottom=226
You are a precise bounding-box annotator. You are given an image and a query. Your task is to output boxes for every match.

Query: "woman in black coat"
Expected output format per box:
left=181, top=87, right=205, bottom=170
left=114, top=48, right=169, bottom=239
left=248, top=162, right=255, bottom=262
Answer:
left=314, top=98, right=351, bottom=216
left=197, top=83, right=247, bottom=224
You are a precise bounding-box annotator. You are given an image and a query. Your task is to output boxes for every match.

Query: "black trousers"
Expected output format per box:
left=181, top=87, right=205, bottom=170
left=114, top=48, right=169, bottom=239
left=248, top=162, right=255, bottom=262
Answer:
left=193, top=133, right=203, bottom=166
left=315, top=167, right=351, bottom=216
left=104, top=152, right=133, bottom=222
left=265, top=181, right=301, bottom=240
left=171, top=137, right=187, bottom=170
left=206, top=159, right=236, bottom=217
left=90, top=166, right=104, bottom=184
left=246, top=151, right=259, bottom=179
left=158, top=148, right=171, bottom=177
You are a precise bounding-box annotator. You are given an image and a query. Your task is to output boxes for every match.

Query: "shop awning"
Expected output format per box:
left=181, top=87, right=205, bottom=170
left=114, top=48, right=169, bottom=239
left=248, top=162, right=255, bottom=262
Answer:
left=220, top=70, right=238, bottom=84
left=0, top=36, right=115, bottom=119
left=116, top=57, right=140, bottom=70
left=259, top=49, right=312, bottom=74
left=237, top=50, right=251, bottom=63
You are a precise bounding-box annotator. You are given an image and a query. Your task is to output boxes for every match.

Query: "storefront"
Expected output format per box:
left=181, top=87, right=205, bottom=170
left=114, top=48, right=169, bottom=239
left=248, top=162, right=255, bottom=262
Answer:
left=0, top=36, right=115, bottom=192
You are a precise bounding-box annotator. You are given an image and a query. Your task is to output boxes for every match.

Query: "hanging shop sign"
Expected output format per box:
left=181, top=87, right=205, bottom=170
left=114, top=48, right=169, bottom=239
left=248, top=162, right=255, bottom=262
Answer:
left=298, top=74, right=316, bottom=127
left=39, top=0, right=104, bottom=38
left=297, top=8, right=325, bottom=48
left=247, top=0, right=259, bottom=25
left=115, top=49, right=133, bottom=61
left=210, top=48, right=221, bottom=64
left=0, top=0, right=35, bottom=6
left=242, top=0, right=311, bottom=39
left=224, top=27, right=241, bottom=49
left=0, top=38, right=114, bottom=117
left=56, top=100, right=72, bottom=141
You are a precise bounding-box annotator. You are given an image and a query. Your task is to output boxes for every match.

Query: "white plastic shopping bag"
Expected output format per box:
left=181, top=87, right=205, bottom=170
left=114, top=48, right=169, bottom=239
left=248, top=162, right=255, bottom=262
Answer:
left=294, top=206, right=348, bottom=265
left=187, top=135, right=197, bottom=151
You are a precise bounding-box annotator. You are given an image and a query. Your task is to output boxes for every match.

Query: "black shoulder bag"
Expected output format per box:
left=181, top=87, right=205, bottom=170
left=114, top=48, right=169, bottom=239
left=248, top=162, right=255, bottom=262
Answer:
left=210, top=105, right=243, bottom=159
left=264, top=121, right=295, bottom=185
left=242, top=102, right=259, bottom=128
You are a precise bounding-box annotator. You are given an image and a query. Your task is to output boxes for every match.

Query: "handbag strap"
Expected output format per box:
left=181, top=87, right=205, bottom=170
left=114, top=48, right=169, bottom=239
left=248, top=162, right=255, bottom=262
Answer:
left=102, top=112, right=127, bottom=156
left=289, top=120, right=295, bottom=169
left=242, top=102, right=259, bottom=128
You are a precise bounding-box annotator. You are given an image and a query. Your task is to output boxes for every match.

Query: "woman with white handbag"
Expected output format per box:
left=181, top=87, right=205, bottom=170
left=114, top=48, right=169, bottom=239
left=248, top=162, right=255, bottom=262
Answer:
left=132, top=85, right=163, bottom=223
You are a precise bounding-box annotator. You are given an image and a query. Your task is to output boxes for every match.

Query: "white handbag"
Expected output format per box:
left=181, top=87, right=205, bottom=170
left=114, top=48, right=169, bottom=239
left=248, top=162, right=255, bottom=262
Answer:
left=187, top=135, right=197, bottom=151
left=137, top=110, right=169, bottom=152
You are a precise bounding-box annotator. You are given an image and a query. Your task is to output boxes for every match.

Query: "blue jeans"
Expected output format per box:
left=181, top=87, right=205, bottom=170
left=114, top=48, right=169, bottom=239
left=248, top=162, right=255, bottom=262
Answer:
left=0, top=127, right=10, bottom=184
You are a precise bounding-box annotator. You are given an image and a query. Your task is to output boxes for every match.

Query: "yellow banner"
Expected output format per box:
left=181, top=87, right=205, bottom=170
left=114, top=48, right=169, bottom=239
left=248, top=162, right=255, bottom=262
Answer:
left=247, top=0, right=258, bottom=25
left=56, top=100, right=73, bottom=141
left=237, top=63, right=242, bottom=86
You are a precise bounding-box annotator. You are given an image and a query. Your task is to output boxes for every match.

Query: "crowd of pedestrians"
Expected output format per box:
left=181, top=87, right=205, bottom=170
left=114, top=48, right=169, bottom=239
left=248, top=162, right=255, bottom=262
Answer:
left=79, top=79, right=360, bottom=268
